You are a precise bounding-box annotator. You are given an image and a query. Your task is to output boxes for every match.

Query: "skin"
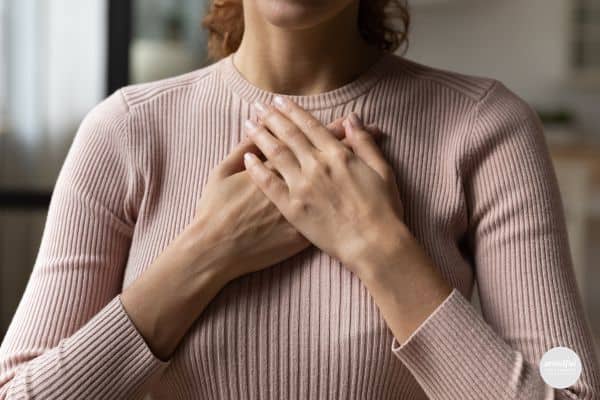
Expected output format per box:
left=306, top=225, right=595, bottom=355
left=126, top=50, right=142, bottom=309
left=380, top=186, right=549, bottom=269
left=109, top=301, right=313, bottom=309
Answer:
left=234, top=0, right=384, bottom=95
left=121, top=0, right=451, bottom=361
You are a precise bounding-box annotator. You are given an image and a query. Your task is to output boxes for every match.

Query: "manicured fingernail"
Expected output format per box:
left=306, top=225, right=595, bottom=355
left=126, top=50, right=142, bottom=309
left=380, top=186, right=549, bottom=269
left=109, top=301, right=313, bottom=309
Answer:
left=342, top=117, right=351, bottom=131
left=244, top=119, right=258, bottom=132
left=272, top=95, right=289, bottom=111
left=244, top=152, right=257, bottom=165
left=348, top=112, right=363, bottom=128
left=253, top=100, right=268, bottom=116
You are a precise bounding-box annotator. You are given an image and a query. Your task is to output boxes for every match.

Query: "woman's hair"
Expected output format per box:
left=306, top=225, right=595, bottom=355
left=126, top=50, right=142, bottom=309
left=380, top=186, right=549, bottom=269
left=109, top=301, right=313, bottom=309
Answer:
left=201, top=0, right=410, bottom=61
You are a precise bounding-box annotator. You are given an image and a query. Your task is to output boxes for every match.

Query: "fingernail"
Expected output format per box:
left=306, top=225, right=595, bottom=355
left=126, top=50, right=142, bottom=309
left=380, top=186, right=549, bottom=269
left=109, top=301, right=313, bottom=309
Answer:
left=244, top=152, right=257, bottom=165
left=272, top=95, right=289, bottom=111
left=253, top=100, right=269, bottom=116
left=348, top=112, right=363, bottom=128
left=244, top=119, right=258, bottom=132
left=342, top=117, right=352, bottom=131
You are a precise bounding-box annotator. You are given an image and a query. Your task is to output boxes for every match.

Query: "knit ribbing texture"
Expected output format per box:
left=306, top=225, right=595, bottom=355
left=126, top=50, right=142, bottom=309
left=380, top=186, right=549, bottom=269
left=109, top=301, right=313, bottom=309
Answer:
left=1, top=51, right=599, bottom=399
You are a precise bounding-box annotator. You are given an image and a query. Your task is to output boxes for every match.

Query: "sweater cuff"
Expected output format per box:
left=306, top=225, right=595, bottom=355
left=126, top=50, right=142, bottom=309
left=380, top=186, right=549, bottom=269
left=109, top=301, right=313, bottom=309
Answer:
left=26, top=295, right=170, bottom=398
left=390, top=288, right=547, bottom=399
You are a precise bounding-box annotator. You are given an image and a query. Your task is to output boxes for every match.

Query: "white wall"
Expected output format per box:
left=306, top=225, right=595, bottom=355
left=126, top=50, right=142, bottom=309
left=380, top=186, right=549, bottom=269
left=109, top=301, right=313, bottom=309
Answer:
left=406, top=0, right=571, bottom=106
left=46, top=0, right=107, bottom=147
left=4, top=0, right=107, bottom=187
left=1, top=0, right=108, bottom=339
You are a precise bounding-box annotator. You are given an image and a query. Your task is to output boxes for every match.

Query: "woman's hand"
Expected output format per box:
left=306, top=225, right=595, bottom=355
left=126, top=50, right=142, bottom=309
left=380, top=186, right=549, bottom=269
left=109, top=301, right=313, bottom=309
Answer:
left=189, top=137, right=308, bottom=283
left=189, top=116, right=382, bottom=283
left=241, top=96, right=406, bottom=274
left=242, top=96, right=453, bottom=344
left=121, top=115, right=381, bottom=361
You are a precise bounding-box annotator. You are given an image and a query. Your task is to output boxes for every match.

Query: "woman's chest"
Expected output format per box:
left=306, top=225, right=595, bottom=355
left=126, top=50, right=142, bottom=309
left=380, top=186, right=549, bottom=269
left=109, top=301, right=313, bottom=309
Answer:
left=123, top=108, right=471, bottom=282
left=122, top=110, right=474, bottom=398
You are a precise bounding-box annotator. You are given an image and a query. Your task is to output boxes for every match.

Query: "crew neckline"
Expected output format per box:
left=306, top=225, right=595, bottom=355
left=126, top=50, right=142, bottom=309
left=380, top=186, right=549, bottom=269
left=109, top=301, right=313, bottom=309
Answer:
left=215, top=50, right=397, bottom=110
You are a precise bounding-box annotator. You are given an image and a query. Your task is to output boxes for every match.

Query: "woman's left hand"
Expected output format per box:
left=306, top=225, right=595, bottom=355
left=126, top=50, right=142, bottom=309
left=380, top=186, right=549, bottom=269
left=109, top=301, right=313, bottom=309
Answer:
left=242, top=95, right=407, bottom=275
left=243, top=96, right=453, bottom=344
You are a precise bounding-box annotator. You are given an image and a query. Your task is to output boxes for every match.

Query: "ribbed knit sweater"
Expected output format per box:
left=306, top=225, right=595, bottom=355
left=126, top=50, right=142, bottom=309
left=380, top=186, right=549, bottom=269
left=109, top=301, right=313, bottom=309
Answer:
left=1, top=51, right=599, bottom=400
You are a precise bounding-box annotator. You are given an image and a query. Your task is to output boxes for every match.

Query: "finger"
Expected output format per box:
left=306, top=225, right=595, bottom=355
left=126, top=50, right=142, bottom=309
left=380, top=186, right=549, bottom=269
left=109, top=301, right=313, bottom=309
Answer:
left=329, top=119, right=382, bottom=147
left=253, top=100, right=316, bottom=163
left=330, top=119, right=382, bottom=150
left=243, top=118, right=301, bottom=184
left=344, top=112, right=393, bottom=180
left=243, top=152, right=290, bottom=210
left=349, top=124, right=382, bottom=144
left=326, top=117, right=347, bottom=140
left=271, top=95, right=343, bottom=152
left=365, top=123, right=383, bottom=139
left=211, top=137, right=261, bottom=180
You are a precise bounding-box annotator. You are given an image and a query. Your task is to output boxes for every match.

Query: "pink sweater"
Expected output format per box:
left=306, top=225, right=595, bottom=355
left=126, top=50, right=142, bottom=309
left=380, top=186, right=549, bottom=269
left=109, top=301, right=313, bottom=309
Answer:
left=1, top=51, right=599, bottom=400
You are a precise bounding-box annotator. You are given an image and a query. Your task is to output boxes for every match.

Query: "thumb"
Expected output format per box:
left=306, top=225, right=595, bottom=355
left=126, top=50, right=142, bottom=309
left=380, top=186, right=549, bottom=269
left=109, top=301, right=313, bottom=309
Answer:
left=210, top=137, right=262, bottom=180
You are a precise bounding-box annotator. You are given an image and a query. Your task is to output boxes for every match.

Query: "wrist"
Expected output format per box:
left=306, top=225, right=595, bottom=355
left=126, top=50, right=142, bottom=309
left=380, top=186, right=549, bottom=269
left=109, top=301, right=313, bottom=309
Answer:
left=350, top=219, right=414, bottom=281
left=177, top=221, right=237, bottom=287
left=121, top=222, right=233, bottom=361
left=349, top=222, right=453, bottom=342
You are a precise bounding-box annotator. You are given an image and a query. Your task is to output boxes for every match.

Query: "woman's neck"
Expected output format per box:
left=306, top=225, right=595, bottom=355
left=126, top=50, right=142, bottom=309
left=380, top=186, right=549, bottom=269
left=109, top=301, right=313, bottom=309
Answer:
left=233, top=3, right=385, bottom=96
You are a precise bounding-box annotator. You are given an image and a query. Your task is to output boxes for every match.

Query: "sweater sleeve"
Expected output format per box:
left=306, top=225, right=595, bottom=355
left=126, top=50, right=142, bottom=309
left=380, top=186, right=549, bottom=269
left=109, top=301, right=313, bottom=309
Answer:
left=0, top=90, right=170, bottom=399
left=390, top=81, right=600, bottom=399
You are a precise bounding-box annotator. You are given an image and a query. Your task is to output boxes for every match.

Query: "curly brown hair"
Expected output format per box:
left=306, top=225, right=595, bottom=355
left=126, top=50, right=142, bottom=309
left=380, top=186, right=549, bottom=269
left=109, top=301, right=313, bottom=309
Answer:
left=201, top=0, right=410, bottom=61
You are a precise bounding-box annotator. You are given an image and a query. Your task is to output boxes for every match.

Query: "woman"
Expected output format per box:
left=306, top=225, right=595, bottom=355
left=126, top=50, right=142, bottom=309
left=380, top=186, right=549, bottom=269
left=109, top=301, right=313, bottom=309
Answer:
left=1, top=0, right=599, bottom=399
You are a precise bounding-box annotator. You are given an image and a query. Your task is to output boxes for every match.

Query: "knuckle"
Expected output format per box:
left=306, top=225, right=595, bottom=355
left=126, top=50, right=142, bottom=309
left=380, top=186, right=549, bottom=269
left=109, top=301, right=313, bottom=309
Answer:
left=288, top=199, right=309, bottom=217
left=307, top=159, right=331, bottom=178
left=270, top=143, right=290, bottom=159
left=331, top=147, right=353, bottom=164
left=304, top=117, right=321, bottom=129
left=282, top=125, right=302, bottom=141
left=262, top=172, right=276, bottom=188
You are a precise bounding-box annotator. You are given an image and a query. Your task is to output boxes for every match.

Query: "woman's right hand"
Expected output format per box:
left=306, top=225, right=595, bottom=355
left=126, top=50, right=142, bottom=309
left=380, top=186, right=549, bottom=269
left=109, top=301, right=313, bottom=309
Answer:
left=121, top=116, right=380, bottom=361
left=189, top=136, right=310, bottom=282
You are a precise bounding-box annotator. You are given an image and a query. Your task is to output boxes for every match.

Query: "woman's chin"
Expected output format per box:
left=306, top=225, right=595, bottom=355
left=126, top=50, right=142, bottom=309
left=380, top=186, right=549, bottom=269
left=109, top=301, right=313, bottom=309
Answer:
left=259, top=0, right=351, bottom=30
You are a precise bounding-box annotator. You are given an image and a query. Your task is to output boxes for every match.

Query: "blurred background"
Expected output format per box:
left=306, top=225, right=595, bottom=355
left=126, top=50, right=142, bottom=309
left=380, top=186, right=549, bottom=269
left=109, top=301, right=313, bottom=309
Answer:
left=0, top=0, right=599, bottom=363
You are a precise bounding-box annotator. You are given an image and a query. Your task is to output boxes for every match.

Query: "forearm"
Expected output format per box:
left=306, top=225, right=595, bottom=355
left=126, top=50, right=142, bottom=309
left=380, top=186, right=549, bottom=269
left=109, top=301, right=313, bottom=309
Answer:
left=353, top=222, right=600, bottom=400
left=353, top=222, right=452, bottom=344
left=121, top=221, right=234, bottom=361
